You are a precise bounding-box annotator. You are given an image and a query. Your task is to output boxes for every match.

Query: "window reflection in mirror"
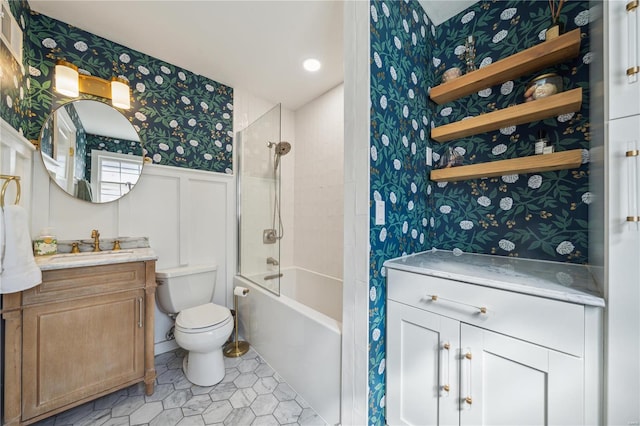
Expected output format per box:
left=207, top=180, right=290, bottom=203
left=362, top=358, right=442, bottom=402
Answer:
left=39, top=100, right=144, bottom=203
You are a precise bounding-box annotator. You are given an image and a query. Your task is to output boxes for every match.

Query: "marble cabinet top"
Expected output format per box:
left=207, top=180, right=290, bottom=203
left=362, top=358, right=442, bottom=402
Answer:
left=35, top=247, right=158, bottom=271
left=383, top=249, right=604, bottom=307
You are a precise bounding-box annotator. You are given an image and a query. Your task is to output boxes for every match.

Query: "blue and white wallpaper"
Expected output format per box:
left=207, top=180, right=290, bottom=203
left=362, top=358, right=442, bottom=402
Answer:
left=369, top=0, right=591, bottom=423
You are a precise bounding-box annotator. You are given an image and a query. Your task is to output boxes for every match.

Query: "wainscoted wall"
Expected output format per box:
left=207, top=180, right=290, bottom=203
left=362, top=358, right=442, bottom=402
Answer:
left=430, top=0, right=591, bottom=262
left=294, top=84, right=344, bottom=279
left=25, top=7, right=234, bottom=174
left=369, top=0, right=433, bottom=422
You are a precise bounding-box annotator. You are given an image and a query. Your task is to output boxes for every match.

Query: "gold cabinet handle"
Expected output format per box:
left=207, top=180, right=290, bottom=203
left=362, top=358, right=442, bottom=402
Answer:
left=440, top=341, right=451, bottom=396
left=138, top=297, right=144, bottom=328
left=627, top=147, right=640, bottom=223
left=462, top=350, right=473, bottom=406
left=627, top=1, right=639, bottom=80
left=429, top=294, right=488, bottom=315
left=465, top=397, right=473, bottom=405
left=628, top=0, right=638, bottom=12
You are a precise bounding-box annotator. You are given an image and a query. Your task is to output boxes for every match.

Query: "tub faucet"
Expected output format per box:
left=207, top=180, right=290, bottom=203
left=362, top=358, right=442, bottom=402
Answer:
left=91, top=229, right=101, bottom=252
left=266, top=257, right=279, bottom=266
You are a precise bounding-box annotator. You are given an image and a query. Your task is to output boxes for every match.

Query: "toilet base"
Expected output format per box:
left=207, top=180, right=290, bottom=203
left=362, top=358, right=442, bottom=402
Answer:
left=182, top=348, right=225, bottom=386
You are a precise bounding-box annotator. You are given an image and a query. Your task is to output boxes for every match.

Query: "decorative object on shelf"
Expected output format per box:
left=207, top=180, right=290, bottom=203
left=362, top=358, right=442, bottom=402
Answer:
left=535, top=129, right=549, bottom=155
left=437, top=147, right=464, bottom=169
left=33, top=228, right=57, bottom=256
left=464, top=35, right=477, bottom=73
left=543, top=145, right=555, bottom=154
left=442, top=67, right=462, bottom=83
left=546, top=0, right=566, bottom=40
left=524, top=73, right=563, bottom=102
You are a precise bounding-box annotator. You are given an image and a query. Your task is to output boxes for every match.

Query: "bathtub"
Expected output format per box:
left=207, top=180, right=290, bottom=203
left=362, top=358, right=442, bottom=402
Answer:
left=234, top=267, right=342, bottom=425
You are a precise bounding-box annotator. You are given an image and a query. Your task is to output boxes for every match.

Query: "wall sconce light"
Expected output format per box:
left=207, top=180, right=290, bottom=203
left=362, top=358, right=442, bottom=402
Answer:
left=54, top=60, right=131, bottom=109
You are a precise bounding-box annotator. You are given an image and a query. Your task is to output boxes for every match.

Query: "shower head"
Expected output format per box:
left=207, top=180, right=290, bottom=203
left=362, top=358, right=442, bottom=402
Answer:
left=275, top=141, right=291, bottom=156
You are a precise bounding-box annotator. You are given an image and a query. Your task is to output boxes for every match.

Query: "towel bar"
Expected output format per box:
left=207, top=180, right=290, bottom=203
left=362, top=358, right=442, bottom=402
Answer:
left=0, top=174, right=21, bottom=207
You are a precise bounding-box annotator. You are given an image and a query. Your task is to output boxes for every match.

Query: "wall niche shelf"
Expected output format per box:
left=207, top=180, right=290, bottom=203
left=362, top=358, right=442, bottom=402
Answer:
left=431, top=88, right=582, bottom=143
left=430, top=149, right=583, bottom=182
left=430, top=29, right=582, bottom=105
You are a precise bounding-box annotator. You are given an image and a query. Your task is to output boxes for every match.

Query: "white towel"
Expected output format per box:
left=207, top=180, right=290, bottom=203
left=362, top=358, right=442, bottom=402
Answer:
left=0, top=205, right=42, bottom=293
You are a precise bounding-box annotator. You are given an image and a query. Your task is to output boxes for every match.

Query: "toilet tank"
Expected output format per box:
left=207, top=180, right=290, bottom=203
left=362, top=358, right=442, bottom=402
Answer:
left=156, top=264, right=217, bottom=314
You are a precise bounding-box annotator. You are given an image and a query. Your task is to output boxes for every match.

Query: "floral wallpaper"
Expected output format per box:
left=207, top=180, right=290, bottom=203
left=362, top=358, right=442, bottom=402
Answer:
left=369, top=0, right=432, bottom=423
left=369, top=0, right=591, bottom=424
left=14, top=6, right=234, bottom=174
left=430, top=0, right=591, bottom=262
left=84, top=133, right=142, bottom=179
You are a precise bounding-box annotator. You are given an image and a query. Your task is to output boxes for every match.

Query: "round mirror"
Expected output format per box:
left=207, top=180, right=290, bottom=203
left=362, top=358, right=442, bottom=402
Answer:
left=39, top=100, right=144, bottom=203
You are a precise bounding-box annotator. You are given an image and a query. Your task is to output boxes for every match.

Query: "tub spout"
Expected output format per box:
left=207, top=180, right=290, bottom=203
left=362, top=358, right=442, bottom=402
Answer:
left=266, top=257, right=279, bottom=266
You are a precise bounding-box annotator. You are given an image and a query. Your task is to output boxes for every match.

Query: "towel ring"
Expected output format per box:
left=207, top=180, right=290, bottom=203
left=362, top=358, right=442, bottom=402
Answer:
left=0, top=175, right=21, bottom=208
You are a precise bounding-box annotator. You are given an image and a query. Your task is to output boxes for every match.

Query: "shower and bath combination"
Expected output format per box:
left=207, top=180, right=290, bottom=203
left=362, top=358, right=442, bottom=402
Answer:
left=263, top=141, right=291, bottom=245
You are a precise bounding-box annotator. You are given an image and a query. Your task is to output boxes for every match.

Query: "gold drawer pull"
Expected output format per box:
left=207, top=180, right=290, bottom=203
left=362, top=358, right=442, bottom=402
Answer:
left=429, top=294, right=488, bottom=315
left=628, top=0, right=638, bottom=12
left=627, top=66, right=640, bottom=76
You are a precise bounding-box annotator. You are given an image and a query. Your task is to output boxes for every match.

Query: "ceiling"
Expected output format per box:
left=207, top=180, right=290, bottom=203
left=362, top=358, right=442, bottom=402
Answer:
left=29, top=1, right=478, bottom=111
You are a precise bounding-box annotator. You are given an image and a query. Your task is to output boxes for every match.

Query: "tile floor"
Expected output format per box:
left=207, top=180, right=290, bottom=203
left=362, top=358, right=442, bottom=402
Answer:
left=33, top=347, right=326, bottom=426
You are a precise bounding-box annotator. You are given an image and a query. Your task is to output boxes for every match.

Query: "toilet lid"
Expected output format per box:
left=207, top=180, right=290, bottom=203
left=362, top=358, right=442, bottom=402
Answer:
left=176, top=303, right=231, bottom=329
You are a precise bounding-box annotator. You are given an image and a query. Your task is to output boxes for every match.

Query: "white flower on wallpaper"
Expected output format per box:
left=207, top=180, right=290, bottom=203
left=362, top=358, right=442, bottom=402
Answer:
left=500, top=197, right=513, bottom=210
left=381, top=134, right=390, bottom=146
left=42, top=38, right=56, bottom=48
left=454, top=147, right=466, bottom=156
left=427, top=185, right=432, bottom=195
left=556, top=272, right=574, bottom=286
left=135, top=112, right=147, bottom=122
left=413, top=9, right=419, bottom=22
left=390, top=192, right=397, bottom=204
left=380, top=95, right=388, bottom=109
left=153, top=153, right=161, bottom=162
left=28, top=66, right=41, bottom=77
left=155, top=75, right=164, bottom=84
left=215, top=123, right=223, bottom=131
left=189, top=140, right=199, bottom=147
left=498, top=239, right=516, bottom=251
left=502, top=174, right=519, bottom=183
left=389, top=66, right=397, bottom=80
left=492, top=30, right=509, bottom=43
left=411, top=182, right=417, bottom=193
left=137, top=65, right=149, bottom=75
left=176, top=146, right=184, bottom=155
left=226, top=103, right=233, bottom=110
left=394, top=36, right=402, bottom=50
left=582, top=149, right=590, bottom=163
left=433, top=57, right=441, bottom=67
left=379, top=227, right=387, bottom=242
left=422, top=116, right=429, bottom=126
left=403, top=221, right=409, bottom=233
left=403, top=105, right=409, bottom=118
left=420, top=129, right=425, bottom=140
left=374, top=191, right=382, bottom=202
left=582, top=192, right=593, bottom=204
left=492, top=144, right=507, bottom=155
left=432, top=152, right=441, bottom=163
left=460, top=220, right=474, bottom=230
left=431, top=25, right=436, bottom=37
left=528, top=175, right=542, bottom=188
left=430, top=217, right=435, bottom=227
left=205, top=84, right=214, bottom=92
left=215, top=140, right=223, bottom=148
left=5, top=95, right=12, bottom=108
left=558, top=112, right=575, bottom=122
left=403, top=19, right=409, bottom=33
left=423, top=12, right=429, bottom=24
left=370, top=285, right=377, bottom=302
left=412, top=33, right=417, bottom=45
left=382, top=2, right=390, bottom=17
left=575, top=10, right=589, bottom=26
left=500, top=126, right=516, bottom=135
left=454, top=45, right=467, bottom=55
left=440, top=107, right=452, bottom=117
left=99, top=142, right=105, bottom=148
left=439, top=205, right=452, bottom=214
left=478, top=88, right=492, bottom=97
left=411, top=72, right=418, bottom=85
left=378, top=359, right=386, bottom=375
left=453, top=248, right=463, bottom=256
left=187, top=118, right=196, bottom=126
left=402, top=135, right=409, bottom=147
left=204, top=153, right=213, bottom=160
left=461, top=11, right=475, bottom=24
left=556, top=241, right=575, bottom=255
left=412, top=119, right=418, bottom=130
left=226, top=144, right=232, bottom=152
left=408, top=88, right=415, bottom=99
left=393, top=159, right=402, bottom=170
left=370, top=145, right=378, bottom=161
left=119, top=53, right=130, bottom=63
left=420, top=233, right=425, bottom=244
left=408, top=200, right=414, bottom=211
left=374, top=52, right=382, bottom=68
left=371, top=4, right=378, bottom=22
left=19, top=87, right=23, bottom=100
left=178, top=71, right=186, bottom=81
left=372, top=328, right=381, bottom=342
left=422, top=218, right=428, bottom=227
left=501, top=81, right=514, bottom=95
left=158, top=143, right=169, bottom=151
left=480, top=57, right=493, bottom=68
left=500, top=7, right=517, bottom=20
left=421, top=26, right=426, bottom=38
left=169, top=120, right=178, bottom=128
left=411, top=229, right=418, bottom=239
left=135, top=83, right=146, bottom=93
left=181, top=96, right=191, bottom=105
left=161, top=66, right=171, bottom=74
left=74, top=41, right=88, bottom=52
left=200, top=102, right=209, bottom=110
left=477, top=196, right=491, bottom=207
left=583, top=52, right=594, bottom=64
left=437, top=181, right=447, bottom=188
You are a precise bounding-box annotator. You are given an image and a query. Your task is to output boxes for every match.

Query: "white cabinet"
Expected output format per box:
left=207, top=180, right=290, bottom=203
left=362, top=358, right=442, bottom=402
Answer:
left=608, top=0, right=640, bottom=120
left=386, top=266, right=603, bottom=426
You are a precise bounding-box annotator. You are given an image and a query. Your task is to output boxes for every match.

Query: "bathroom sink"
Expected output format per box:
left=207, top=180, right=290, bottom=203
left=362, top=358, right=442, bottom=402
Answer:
left=35, top=247, right=157, bottom=270
left=47, top=250, right=135, bottom=263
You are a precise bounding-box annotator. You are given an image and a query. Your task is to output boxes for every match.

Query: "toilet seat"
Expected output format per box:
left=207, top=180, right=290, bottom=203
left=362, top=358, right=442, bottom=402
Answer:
left=176, top=303, right=232, bottom=332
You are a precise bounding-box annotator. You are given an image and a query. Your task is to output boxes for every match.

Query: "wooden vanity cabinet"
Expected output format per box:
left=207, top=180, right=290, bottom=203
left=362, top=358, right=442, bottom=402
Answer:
left=2, top=260, right=157, bottom=426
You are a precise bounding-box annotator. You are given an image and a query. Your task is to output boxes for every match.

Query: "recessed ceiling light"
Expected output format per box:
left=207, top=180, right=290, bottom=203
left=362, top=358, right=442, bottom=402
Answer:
left=303, top=58, right=321, bottom=72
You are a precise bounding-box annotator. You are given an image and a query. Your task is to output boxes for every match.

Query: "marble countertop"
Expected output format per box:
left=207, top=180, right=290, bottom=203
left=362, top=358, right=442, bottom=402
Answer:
left=35, top=236, right=157, bottom=271
left=383, top=249, right=605, bottom=307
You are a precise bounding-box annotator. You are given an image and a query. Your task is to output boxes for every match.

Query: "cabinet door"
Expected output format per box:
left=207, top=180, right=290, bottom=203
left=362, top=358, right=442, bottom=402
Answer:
left=460, top=324, right=583, bottom=426
left=609, top=0, right=640, bottom=120
left=22, top=289, right=145, bottom=420
left=387, top=300, right=459, bottom=426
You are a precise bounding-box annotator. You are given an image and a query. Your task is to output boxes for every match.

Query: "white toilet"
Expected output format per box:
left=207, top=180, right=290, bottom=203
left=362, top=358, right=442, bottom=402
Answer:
left=155, top=264, right=233, bottom=387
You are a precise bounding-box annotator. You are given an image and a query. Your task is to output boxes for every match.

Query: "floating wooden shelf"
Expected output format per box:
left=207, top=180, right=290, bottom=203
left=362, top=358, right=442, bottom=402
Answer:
left=431, top=88, right=582, bottom=143
left=430, top=29, right=582, bottom=105
left=430, top=149, right=583, bottom=182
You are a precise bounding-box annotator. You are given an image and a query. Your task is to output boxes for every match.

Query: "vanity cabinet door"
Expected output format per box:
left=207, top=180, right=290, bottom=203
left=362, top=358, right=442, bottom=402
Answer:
left=459, top=324, right=583, bottom=426
left=387, top=300, right=459, bottom=426
left=22, top=289, right=145, bottom=420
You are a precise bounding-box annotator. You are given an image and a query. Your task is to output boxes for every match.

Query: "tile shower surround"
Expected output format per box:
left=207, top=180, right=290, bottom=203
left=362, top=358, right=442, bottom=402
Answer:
left=32, top=348, right=325, bottom=426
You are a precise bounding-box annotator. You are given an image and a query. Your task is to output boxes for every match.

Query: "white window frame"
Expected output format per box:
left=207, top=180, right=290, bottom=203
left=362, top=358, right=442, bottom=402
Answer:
left=90, top=149, right=143, bottom=203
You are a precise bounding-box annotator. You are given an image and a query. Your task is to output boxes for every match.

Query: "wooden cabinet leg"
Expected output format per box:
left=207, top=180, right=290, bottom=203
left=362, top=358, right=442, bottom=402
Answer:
left=3, top=293, right=22, bottom=426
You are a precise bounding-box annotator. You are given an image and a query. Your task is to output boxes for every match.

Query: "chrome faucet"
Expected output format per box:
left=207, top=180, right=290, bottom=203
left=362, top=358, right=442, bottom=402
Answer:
left=266, top=257, right=279, bottom=266
left=91, top=229, right=101, bottom=252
